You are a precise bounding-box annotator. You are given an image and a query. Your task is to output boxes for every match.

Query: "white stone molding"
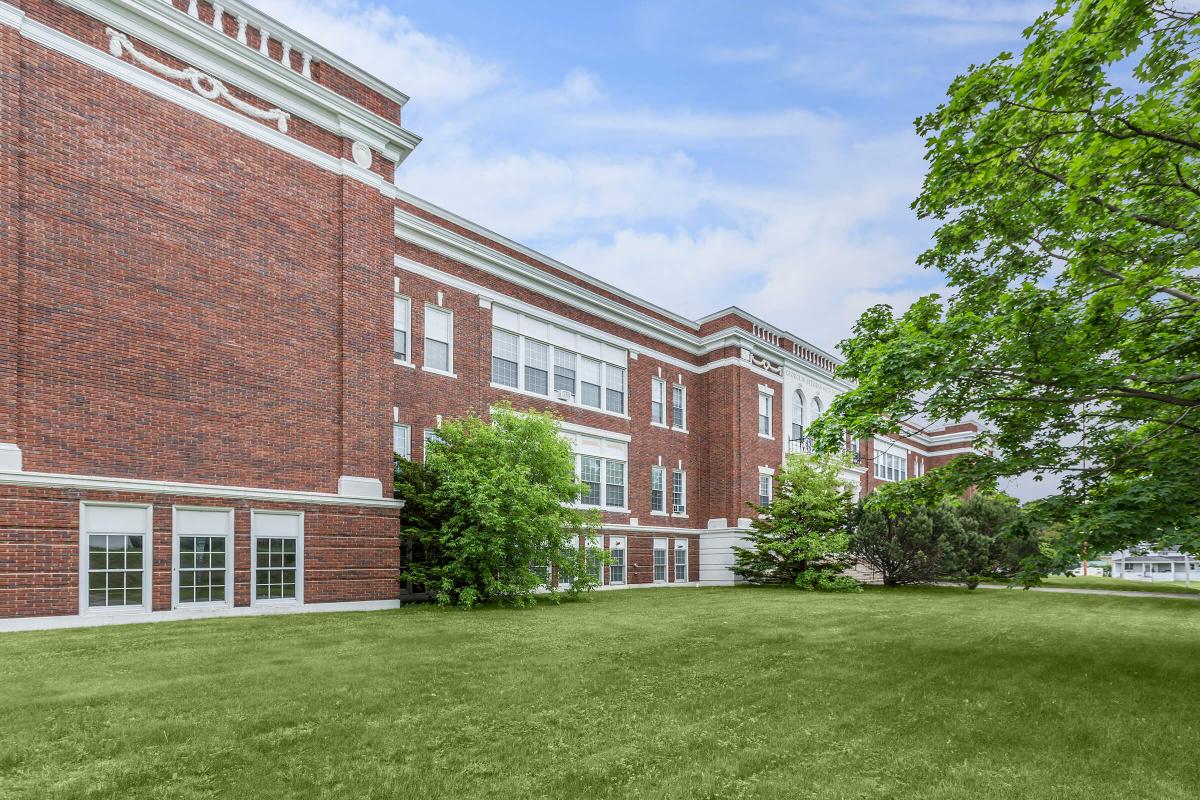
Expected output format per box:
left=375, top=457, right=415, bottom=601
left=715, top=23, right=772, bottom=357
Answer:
left=0, top=443, right=22, bottom=472
left=351, top=140, right=373, bottom=170
left=337, top=475, right=384, bottom=498
left=106, top=26, right=290, bottom=132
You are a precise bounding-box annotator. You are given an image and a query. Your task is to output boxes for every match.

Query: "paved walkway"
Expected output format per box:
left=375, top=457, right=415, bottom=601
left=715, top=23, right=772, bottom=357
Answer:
left=969, top=582, right=1200, bottom=601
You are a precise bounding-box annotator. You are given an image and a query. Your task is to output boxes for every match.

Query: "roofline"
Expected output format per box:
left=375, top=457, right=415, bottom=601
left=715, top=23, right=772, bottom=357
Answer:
left=698, top=305, right=843, bottom=368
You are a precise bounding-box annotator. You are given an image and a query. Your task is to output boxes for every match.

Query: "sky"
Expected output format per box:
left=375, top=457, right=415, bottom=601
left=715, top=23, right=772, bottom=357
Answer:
left=255, top=0, right=1053, bottom=497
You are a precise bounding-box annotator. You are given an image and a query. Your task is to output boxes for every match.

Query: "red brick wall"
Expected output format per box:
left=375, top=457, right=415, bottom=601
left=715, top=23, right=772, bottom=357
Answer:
left=0, top=24, right=20, bottom=446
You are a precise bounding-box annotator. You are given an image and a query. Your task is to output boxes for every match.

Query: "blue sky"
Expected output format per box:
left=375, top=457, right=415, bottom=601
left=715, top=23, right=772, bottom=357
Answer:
left=257, top=0, right=1049, bottom=353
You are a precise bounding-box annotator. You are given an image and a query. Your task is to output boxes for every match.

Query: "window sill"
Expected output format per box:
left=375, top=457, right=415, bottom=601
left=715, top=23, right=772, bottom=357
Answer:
left=393, top=359, right=416, bottom=369
left=758, top=434, right=775, bottom=441
left=670, top=426, right=689, bottom=434
left=422, top=366, right=458, bottom=378
left=81, top=604, right=151, bottom=616
left=650, top=421, right=668, bottom=429
left=649, top=510, right=668, bottom=517
left=490, top=383, right=631, bottom=421
left=251, top=598, right=302, bottom=608
left=671, top=513, right=688, bottom=519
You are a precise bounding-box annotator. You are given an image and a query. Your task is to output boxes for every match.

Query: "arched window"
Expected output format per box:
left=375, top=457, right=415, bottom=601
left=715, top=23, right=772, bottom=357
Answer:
left=791, top=390, right=805, bottom=441
left=811, top=396, right=823, bottom=423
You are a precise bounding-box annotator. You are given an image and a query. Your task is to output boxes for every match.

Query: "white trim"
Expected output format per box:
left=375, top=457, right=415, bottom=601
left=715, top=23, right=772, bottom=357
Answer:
left=6, top=7, right=409, bottom=195
left=557, top=419, right=633, bottom=443
left=171, top=506, right=235, bottom=610
left=488, top=382, right=631, bottom=421
left=79, top=501, right=154, bottom=615
left=0, top=469, right=403, bottom=508
left=421, top=367, right=458, bottom=379
left=0, top=598, right=402, bottom=632
left=250, top=509, right=304, bottom=607
left=0, top=443, right=21, bottom=472
left=758, top=465, right=776, bottom=475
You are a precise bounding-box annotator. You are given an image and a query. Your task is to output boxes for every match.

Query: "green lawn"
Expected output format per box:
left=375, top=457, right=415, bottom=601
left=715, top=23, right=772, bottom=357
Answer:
left=1035, top=574, right=1200, bottom=594
left=2, top=587, right=1199, bottom=799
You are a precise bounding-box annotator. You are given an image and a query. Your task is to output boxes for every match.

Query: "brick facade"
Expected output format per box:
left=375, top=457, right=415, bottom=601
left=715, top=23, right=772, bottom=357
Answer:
left=0, top=0, right=977, bottom=626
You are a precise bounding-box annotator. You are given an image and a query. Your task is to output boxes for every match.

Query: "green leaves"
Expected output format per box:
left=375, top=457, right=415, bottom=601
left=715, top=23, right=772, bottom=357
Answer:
left=818, top=0, right=1200, bottom=557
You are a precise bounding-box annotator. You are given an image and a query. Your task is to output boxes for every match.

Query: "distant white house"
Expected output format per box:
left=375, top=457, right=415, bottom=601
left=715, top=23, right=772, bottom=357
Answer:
left=1111, top=548, right=1199, bottom=583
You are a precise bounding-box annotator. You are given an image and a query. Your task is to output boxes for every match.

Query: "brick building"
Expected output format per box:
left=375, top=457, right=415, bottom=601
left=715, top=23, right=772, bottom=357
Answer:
left=0, top=0, right=979, bottom=629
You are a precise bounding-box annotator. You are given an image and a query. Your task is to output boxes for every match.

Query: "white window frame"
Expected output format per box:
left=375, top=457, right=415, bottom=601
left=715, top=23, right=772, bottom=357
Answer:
left=489, top=326, right=629, bottom=419
left=651, top=378, right=666, bottom=426
left=422, top=428, right=440, bottom=464
left=393, top=295, right=412, bottom=366
left=673, top=539, right=688, bottom=583
left=759, top=474, right=773, bottom=506
left=79, top=502, right=154, bottom=615
left=671, top=384, right=687, bottom=431
left=609, top=536, right=627, bottom=585
left=250, top=510, right=304, bottom=607
left=586, top=533, right=604, bottom=584
left=422, top=304, right=455, bottom=376
left=653, top=538, right=668, bottom=583
left=393, top=423, right=411, bottom=460
left=672, top=469, right=687, bottom=515
left=171, top=506, right=235, bottom=610
left=650, top=465, right=666, bottom=514
left=575, top=454, right=628, bottom=512
left=758, top=392, right=774, bottom=439
left=873, top=447, right=908, bottom=482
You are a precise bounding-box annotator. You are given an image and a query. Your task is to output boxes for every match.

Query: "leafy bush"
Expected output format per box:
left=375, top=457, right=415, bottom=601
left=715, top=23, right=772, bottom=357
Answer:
left=732, top=455, right=859, bottom=591
left=394, top=403, right=603, bottom=609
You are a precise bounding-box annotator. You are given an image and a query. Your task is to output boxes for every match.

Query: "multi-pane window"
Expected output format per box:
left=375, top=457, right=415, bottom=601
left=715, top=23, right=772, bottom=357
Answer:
left=672, top=469, right=686, bottom=514
left=759, top=474, right=773, bottom=506
left=651, top=378, right=666, bottom=424
left=82, top=503, right=150, bottom=611
left=422, top=428, right=440, bottom=464
left=554, top=350, right=577, bottom=397
left=580, top=456, right=602, bottom=505
left=578, top=456, right=626, bottom=508
left=424, top=305, right=453, bottom=372
left=671, top=385, right=686, bottom=429
left=609, top=537, right=626, bottom=584
left=492, top=329, right=520, bottom=387
left=490, top=327, right=627, bottom=414
left=791, top=390, right=805, bottom=441
left=525, top=340, right=549, bottom=395
left=393, top=423, right=411, bottom=460
left=759, top=392, right=773, bottom=437
left=873, top=450, right=907, bottom=482
left=605, top=365, right=625, bottom=414
left=653, top=538, right=667, bottom=582
left=580, top=357, right=602, bottom=408
left=605, top=460, right=626, bottom=508
left=811, top=396, right=823, bottom=423
left=252, top=512, right=302, bottom=604
left=558, top=540, right=576, bottom=587
left=586, top=535, right=603, bottom=583
left=393, top=296, right=410, bottom=362
left=178, top=536, right=226, bottom=604
left=674, top=540, right=688, bottom=582
left=650, top=466, right=666, bottom=512
left=87, top=533, right=146, bottom=608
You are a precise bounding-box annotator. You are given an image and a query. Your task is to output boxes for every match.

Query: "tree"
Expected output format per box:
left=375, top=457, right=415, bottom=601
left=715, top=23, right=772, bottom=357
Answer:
left=937, top=493, right=1042, bottom=587
left=732, top=455, right=859, bottom=591
left=812, top=1, right=1200, bottom=558
left=395, top=403, right=602, bottom=609
left=933, top=503, right=989, bottom=588
left=852, top=505, right=941, bottom=587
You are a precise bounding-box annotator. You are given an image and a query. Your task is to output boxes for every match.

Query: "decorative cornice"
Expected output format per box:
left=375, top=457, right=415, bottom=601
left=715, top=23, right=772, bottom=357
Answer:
left=106, top=26, right=289, bottom=131
left=52, top=0, right=420, bottom=162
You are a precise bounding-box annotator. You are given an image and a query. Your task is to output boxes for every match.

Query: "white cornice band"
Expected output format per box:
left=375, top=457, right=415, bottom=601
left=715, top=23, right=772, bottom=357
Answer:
left=0, top=469, right=405, bottom=508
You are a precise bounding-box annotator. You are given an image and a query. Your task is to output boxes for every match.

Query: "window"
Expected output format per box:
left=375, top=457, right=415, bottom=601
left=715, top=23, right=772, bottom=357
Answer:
left=759, top=392, right=773, bottom=437
left=791, top=390, right=806, bottom=441
left=525, top=340, right=549, bottom=395
left=605, top=365, right=625, bottom=414
left=554, top=350, right=577, bottom=398
left=392, top=423, right=411, bottom=460
left=173, top=508, right=234, bottom=607
left=605, top=460, right=626, bottom=508
left=650, top=466, right=666, bottom=512
left=674, top=540, right=688, bottom=582
left=586, top=535, right=603, bottom=583
left=492, top=329, right=519, bottom=387
left=672, top=469, right=686, bottom=515
left=423, top=305, right=453, bottom=373
left=672, top=385, right=686, bottom=429
left=427, top=304, right=453, bottom=374
left=81, top=503, right=152, bottom=611
left=251, top=511, right=303, bottom=604
left=811, top=396, right=823, bottom=422
left=580, top=357, right=602, bottom=408
left=873, top=450, right=907, bottom=482
left=580, top=456, right=602, bottom=505
left=422, top=428, right=440, bottom=463
left=393, top=296, right=410, bottom=362
left=609, top=537, right=626, bottom=584
left=651, top=378, right=666, bottom=425
left=653, top=538, right=668, bottom=582
left=759, top=474, right=773, bottom=506
left=558, top=539, right=577, bottom=587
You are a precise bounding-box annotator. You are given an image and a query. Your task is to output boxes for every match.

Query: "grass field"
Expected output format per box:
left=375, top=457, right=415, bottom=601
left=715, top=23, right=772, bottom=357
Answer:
left=1034, top=574, right=1200, bottom=594
left=2, top=587, right=1199, bottom=799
